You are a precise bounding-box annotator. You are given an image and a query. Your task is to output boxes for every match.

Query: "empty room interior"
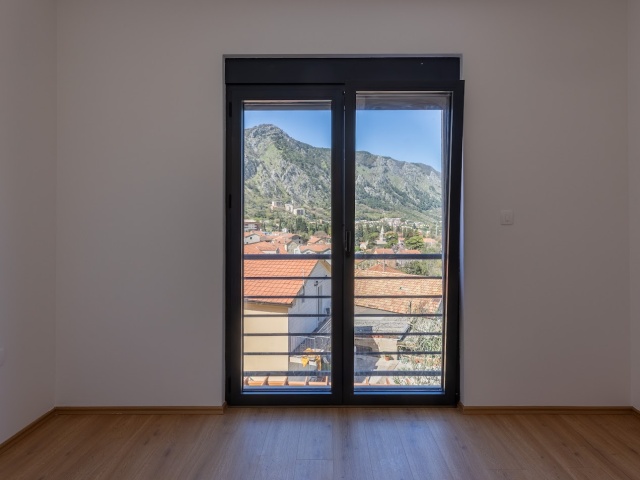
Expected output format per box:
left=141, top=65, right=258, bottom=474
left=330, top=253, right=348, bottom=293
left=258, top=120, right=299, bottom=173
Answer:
left=2, top=0, right=640, bottom=478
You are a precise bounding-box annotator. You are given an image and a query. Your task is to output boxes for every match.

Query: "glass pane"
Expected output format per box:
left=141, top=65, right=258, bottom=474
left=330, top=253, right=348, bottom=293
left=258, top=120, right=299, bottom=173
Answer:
left=354, top=92, right=447, bottom=390
left=242, top=100, right=332, bottom=390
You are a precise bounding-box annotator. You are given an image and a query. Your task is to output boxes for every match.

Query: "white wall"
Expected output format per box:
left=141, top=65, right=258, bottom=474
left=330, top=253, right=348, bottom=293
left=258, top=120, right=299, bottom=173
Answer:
left=0, top=0, right=57, bottom=443
left=56, top=0, right=630, bottom=407
left=629, top=0, right=640, bottom=411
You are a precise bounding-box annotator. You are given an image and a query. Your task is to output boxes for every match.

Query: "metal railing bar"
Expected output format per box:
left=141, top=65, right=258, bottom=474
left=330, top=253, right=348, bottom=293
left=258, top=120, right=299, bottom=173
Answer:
left=243, top=295, right=441, bottom=300
left=242, top=370, right=441, bottom=376
left=354, top=276, right=443, bottom=280
left=243, top=313, right=442, bottom=318
left=244, top=295, right=332, bottom=299
left=355, top=254, right=441, bottom=260
left=243, top=276, right=442, bottom=281
left=244, top=352, right=333, bottom=356
left=242, top=332, right=442, bottom=337
left=243, top=333, right=332, bottom=337
left=354, top=295, right=442, bottom=299
left=244, top=253, right=441, bottom=260
left=355, top=351, right=441, bottom=356
left=242, top=351, right=440, bottom=356
left=244, top=254, right=331, bottom=260
left=354, top=370, right=441, bottom=376
left=244, top=276, right=332, bottom=281
left=353, top=313, right=443, bottom=318
left=244, top=370, right=332, bottom=376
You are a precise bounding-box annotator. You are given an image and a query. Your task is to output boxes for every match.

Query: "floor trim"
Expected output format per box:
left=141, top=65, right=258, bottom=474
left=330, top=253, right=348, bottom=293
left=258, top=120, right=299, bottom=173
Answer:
left=54, top=404, right=227, bottom=415
left=459, top=403, right=634, bottom=415
left=633, top=407, right=640, bottom=418
left=0, top=409, right=55, bottom=455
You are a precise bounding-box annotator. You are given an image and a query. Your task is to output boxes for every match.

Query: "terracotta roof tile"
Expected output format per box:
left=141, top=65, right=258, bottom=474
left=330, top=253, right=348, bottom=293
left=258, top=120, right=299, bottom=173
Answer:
left=244, top=259, right=328, bottom=306
left=244, top=242, right=279, bottom=254
left=299, top=245, right=331, bottom=253
left=365, top=264, right=404, bottom=274
left=354, top=270, right=442, bottom=314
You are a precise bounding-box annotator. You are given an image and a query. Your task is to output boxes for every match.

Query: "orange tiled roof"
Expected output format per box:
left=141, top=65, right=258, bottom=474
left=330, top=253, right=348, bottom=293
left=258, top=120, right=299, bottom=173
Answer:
left=365, top=263, right=404, bottom=274
left=354, top=269, right=442, bottom=314
left=244, top=259, right=328, bottom=306
left=272, top=234, right=299, bottom=245
left=244, top=242, right=279, bottom=254
left=299, top=244, right=331, bottom=253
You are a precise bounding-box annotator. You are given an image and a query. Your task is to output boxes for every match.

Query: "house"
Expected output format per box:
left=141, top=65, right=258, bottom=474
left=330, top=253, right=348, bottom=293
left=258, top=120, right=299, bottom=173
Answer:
left=3, top=0, right=640, bottom=462
left=243, top=259, right=331, bottom=374
left=363, top=263, right=404, bottom=274
left=243, top=232, right=261, bottom=245
left=353, top=269, right=442, bottom=379
left=271, top=233, right=304, bottom=253
left=243, top=219, right=261, bottom=231
left=243, top=242, right=281, bottom=254
left=294, top=244, right=332, bottom=255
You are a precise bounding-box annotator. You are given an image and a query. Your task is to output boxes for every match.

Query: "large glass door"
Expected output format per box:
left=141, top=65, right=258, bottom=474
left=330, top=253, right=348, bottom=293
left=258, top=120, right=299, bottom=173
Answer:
left=226, top=58, right=463, bottom=406
left=226, top=87, right=345, bottom=405
left=345, top=89, right=461, bottom=404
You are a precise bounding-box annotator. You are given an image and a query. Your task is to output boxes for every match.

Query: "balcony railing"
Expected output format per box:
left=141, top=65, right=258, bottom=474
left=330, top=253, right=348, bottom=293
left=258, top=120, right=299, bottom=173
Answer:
left=242, top=253, right=444, bottom=390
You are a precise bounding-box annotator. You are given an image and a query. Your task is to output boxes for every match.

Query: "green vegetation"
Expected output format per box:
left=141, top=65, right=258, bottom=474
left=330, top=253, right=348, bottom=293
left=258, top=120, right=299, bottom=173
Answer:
left=243, top=124, right=443, bottom=224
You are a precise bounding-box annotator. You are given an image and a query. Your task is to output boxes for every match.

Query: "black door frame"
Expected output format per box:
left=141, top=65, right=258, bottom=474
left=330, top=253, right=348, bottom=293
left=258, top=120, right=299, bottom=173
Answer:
left=225, top=57, right=464, bottom=406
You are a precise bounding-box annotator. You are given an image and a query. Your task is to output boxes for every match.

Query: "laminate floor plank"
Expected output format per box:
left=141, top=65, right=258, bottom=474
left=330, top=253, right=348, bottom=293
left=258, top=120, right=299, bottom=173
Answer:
left=516, top=415, right=633, bottom=480
left=253, top=408, right=303, bottom=480
left=1, top=409, right=640, bottom=480
left=209, top=407, right=273, bottom=480
left=297, top=408, right=333, bottom=460
left=390, top=408, right=453, bottom=480
left=561, top=415, right=640, bottom=480
left=427, top=409, right=493, bottom=480
left=331, top=408, right=375, bottom=480
left=179, top=410, right=242, bottom=480
left=293, top=459, right=333, bottom=480
left=455, top=415, right=523, bottom=471
left=362, top=408, right=414, bottom=480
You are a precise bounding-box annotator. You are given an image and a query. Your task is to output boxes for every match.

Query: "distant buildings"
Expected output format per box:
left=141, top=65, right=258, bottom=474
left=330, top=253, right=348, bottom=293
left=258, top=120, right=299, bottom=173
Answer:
left=243, top=232, right=261, bottom=245
left=243, top=219, right=261, bottom=231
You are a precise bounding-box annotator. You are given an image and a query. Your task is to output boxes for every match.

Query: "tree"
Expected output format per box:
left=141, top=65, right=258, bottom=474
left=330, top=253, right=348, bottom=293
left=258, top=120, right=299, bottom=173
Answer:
left=366, top=232, right=380, bottom=250
left=405, top=235, right=424, bottom=251
left=385, top=232, right=398, bottom=248
left=355, top=224, right=365, bottom=244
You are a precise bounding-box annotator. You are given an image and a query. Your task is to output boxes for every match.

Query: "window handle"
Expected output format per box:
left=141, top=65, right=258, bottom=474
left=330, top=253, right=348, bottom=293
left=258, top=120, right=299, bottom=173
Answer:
left=345, top=230, right=352, bottom=257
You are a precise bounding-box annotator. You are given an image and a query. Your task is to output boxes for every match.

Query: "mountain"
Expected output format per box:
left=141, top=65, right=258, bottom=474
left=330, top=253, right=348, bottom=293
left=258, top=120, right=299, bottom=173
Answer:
left=243, top=124, right=442, bottom=223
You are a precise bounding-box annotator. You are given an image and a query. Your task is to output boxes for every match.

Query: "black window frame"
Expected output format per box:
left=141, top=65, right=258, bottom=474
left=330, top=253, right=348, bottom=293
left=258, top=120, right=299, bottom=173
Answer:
left=225, top=57, right=464, bottom=406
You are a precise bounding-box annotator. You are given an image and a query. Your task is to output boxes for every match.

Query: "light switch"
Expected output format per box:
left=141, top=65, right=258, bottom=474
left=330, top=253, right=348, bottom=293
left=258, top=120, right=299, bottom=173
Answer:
left=500, top=209, right=514, bottom=225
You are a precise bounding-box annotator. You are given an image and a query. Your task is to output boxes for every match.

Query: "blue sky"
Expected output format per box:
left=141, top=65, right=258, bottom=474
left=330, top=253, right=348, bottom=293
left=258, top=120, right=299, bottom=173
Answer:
left=244, top=109, right=443, bottom=171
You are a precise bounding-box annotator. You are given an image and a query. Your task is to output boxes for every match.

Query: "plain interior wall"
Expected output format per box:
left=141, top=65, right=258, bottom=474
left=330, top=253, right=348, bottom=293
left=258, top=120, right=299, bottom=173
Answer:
left=630, top=0, right=640, bottom=411
left=56, top=0, right=630, bottom=407
left=0, top=0, right=57, bottom=443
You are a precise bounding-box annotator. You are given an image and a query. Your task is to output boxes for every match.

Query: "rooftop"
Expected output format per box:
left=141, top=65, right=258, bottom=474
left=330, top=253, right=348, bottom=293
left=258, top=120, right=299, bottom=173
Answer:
left=354, top=269, right=442, bottom=314
left=244, top=259, right=328, bottom=306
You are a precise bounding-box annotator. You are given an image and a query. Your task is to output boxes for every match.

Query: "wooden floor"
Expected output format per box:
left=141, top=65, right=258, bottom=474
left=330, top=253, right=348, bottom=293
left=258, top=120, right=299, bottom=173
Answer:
left=1, top=408, right=640, bottom=480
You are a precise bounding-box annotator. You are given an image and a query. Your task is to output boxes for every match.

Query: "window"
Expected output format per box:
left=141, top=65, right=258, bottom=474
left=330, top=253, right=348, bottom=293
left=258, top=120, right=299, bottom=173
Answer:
left=226, top=57, right=463, bottom=406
